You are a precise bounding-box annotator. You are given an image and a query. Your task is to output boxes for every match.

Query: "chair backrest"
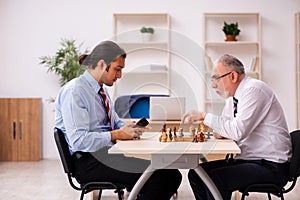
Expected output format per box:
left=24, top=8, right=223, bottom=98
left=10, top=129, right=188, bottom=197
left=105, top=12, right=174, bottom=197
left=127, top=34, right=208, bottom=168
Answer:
left=54, top=127, right=74, bottom=174
left=289, top=130, right=300, bottom=179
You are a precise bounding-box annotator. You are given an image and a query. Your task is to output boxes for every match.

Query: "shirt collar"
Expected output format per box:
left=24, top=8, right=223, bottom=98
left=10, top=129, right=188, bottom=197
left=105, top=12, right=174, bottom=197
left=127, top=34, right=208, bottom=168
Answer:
left=233, top=76, right=249, bottom=100
left=83, top=70, right=102, bottom=94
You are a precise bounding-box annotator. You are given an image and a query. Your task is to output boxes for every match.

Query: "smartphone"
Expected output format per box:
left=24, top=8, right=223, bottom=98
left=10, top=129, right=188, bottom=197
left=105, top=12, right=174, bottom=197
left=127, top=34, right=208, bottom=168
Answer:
left=133, top=117, right=149, bottom=128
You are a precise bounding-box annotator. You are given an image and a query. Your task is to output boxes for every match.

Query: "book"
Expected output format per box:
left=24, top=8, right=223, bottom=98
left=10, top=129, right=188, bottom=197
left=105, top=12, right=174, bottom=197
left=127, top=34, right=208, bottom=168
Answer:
left=205, top=56, right=213, bottom=71
left=249, top=57, right=259, bottom=72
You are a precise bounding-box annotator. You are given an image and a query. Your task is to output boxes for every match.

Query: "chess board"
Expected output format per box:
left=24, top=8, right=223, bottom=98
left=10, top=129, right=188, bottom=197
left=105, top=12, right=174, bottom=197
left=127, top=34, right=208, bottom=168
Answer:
left=157, top=122, right=211, bottom=143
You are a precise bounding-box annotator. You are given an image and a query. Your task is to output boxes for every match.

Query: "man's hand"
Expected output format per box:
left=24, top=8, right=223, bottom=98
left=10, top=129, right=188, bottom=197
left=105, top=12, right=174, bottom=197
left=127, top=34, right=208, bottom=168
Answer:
left=213, top=132, right=227, bottom=139
left=110, top=123, right=146, bottom=142
left=182, top=110, right=207, bottom=124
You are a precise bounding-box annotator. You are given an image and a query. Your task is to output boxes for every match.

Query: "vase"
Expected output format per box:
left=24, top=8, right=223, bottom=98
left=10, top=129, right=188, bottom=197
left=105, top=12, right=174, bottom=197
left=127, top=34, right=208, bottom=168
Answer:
left=141, top=33, right=153, bottom=42
left=225, top=35, right=237, bottom=41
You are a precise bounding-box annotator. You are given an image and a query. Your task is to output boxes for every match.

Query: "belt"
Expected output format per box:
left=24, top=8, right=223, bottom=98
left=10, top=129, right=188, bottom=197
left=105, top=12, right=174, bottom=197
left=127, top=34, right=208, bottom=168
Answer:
left=234, top=159, right=290, bottom=172
left=72, top=151, right=88, bottom=160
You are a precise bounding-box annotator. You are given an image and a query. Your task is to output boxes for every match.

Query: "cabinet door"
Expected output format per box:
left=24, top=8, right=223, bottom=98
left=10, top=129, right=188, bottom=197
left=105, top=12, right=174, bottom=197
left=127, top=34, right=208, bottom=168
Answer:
left=0, top=98, right=41, bottom=161
left=0, top=99, right=14, bottom=161
left=14, top=99, right=41, bottom=161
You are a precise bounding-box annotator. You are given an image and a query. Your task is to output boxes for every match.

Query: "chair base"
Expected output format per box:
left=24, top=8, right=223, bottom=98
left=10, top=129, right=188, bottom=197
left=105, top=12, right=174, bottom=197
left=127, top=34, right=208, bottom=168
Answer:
left=80, top=182, right=125, bottom=200
left=240, top=184, right=284, bottom=200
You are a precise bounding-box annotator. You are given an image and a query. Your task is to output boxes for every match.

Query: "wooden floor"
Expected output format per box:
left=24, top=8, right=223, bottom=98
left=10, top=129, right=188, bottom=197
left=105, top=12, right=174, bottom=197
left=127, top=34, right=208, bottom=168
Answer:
left=0, top=159, right=299, bottom=200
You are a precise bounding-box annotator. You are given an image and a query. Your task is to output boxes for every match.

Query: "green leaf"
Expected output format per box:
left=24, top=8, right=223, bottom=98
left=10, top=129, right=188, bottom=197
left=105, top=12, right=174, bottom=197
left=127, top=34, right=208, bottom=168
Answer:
left=39, top=38, right=89, bottom=87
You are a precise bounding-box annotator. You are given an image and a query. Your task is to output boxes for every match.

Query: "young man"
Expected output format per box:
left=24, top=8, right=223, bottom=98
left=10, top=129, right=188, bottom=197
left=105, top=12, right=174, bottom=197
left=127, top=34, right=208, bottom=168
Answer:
left=55, top=40, right=181, bottom=200
left=183, top=54, right=291, bottom=200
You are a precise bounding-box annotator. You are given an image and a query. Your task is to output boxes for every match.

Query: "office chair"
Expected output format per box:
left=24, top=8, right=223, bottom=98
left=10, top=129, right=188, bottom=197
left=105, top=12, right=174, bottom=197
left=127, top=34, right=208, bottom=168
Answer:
left=240, top=130, right=300, bottom=200
left=54, top=127, right=125, bottom=200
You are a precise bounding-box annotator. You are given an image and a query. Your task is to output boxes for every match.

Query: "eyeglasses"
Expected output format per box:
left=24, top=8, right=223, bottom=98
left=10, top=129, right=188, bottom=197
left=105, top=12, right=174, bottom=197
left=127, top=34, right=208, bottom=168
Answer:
left=211, top=71, right=233, bottom=83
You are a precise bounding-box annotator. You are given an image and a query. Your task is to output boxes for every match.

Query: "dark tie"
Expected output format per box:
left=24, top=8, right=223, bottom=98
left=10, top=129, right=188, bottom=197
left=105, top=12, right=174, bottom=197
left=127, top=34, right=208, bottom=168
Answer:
left=99, top=87, right=113, bottom=130
left=233, top=97, right=238, bottom=117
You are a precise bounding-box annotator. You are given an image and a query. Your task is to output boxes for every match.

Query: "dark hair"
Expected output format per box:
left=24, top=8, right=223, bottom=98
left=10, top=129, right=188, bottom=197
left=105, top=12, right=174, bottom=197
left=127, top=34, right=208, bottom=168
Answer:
left=79, top=41, right=126, bottom=69
left=217, top=54, right=245, bottom=75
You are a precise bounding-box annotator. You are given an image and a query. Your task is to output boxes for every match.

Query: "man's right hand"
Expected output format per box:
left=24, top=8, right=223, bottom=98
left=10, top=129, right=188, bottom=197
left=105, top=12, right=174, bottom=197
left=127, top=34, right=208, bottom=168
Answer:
left=182, top=110, right=207, bottom=124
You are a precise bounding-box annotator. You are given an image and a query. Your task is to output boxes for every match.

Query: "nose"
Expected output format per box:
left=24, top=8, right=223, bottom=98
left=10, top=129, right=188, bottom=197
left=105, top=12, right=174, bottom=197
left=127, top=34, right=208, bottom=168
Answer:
left=211, top=81, right=217, bottom=88
left=116, top=71, right=122, bottom=79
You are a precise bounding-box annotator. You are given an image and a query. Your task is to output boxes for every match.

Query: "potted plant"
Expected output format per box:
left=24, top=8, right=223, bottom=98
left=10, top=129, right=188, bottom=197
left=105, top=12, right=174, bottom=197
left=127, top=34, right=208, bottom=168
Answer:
left=39, top=38, right=88, bottom=102
left=222, top=22, right=241, bottom=41
left=140, top=26, right=155, bottom=42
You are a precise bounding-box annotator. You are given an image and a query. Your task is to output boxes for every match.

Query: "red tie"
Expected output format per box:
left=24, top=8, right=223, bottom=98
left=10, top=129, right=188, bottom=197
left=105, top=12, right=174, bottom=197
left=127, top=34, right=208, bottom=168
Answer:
left=99, top=87, right=113, bottom=130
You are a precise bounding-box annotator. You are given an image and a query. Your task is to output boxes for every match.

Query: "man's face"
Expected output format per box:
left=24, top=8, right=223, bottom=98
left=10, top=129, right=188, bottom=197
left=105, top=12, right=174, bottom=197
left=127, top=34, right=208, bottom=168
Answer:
left=211, top=62, right=233, bottom=99
left=101, top=56, right=125, bottom=86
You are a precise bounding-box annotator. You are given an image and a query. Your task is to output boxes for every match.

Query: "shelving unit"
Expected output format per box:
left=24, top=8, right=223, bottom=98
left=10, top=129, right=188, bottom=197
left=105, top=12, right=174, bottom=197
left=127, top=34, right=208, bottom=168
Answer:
left=112, top=13, right=170, bottom=99
left=203, top=13, right=261, bottom=115
left=296, top=13, right=300, bottom=129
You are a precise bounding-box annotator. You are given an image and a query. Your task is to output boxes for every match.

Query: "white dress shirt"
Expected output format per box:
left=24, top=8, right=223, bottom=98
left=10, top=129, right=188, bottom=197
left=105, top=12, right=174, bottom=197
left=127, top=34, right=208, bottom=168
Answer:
left=204, top=76, right=292, bottom=163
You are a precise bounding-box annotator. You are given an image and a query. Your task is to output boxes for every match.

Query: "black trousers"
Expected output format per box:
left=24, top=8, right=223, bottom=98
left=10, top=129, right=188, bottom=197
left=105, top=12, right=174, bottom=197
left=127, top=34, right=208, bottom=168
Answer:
left=188, top=158, right=290, bottom=200
left=73, top=147, right=182, bottom=200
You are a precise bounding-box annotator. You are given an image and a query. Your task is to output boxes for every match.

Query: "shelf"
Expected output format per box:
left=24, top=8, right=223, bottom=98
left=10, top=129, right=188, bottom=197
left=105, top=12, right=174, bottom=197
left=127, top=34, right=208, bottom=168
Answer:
left=113, top=13, right=171, bottom=100
left=118, top=42, right=168, bottom=46
left=205, top=41, right=259, bottom=47
left=203, top=13, right=260, bottom=17
left=203, top=12, right=261, bottom=115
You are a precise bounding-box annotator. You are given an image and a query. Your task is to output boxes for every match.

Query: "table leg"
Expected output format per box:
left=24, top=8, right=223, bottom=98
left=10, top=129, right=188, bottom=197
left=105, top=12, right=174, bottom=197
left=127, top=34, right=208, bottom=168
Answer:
left=194, top=165, right=223, bottom=200
left=127, top=165, right=155, bottom=200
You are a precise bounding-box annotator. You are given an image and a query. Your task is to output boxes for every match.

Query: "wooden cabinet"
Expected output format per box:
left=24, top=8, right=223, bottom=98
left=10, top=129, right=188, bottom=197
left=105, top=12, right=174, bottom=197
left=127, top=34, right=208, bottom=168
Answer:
left=296, top=13, right=300, bottom=129
left=0, top=98, right=41, bottom=161
left=112, top=13, right=170, bottom=99
left=203, top=13, right=261, bottom=115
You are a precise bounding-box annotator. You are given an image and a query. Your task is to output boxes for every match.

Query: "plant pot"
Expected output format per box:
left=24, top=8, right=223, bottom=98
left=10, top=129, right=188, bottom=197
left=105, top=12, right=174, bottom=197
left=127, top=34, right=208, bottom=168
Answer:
left=141, top=33, right=153, bottom=42
left=225, top=35, right=237, bottom=41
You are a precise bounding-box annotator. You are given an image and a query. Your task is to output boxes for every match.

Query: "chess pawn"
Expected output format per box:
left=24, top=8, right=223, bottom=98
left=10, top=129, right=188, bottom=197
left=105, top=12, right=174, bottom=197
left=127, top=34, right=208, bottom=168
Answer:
left=167, top=128, right=172, bottom=142
left=172, top=132, right=176, bottom=142
left=159, top=134, right=162, bottom=142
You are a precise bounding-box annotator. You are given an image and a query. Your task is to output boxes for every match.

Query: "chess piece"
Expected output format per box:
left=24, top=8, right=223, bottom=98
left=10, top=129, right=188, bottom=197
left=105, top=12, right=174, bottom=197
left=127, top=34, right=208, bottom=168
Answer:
left=161, top=132, right=167, bottom=142
left=199, top=132, right=204, bottom=142
left=199, top=122, right=205, bottom=133
left=173, top=127, right=177, bottom=138
left=162, top=123, right=167, bottom=133
left=206, top=131, right=212, bottom=139
left=172, top=132, right=176, bottom=142
left=198, top=122, right=207, bottom=142
left=189, top=126, right=195, bottom=137
left=167, top=128, right=172, bottom=142
left=178, top=128, right=184, bottom=137
left=192, top=132, right=198, bottom=142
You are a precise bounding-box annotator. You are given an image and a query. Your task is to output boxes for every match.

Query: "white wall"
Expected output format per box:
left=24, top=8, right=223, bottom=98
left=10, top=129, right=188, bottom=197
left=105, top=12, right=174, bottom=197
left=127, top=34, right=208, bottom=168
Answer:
left=0, top=0, right=299, bottom=159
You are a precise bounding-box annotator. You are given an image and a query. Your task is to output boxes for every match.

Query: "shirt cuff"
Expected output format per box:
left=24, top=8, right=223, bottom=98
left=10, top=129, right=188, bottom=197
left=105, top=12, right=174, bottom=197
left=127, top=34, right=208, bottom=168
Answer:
left=203, top=113, right=221, bottom=134
left=105, top=131, right=112, bottom=143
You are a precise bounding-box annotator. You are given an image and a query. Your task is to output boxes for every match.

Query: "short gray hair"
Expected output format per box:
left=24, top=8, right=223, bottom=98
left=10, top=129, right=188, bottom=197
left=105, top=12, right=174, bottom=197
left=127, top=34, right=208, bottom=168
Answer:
left=217, top=54, right=245, bottom=75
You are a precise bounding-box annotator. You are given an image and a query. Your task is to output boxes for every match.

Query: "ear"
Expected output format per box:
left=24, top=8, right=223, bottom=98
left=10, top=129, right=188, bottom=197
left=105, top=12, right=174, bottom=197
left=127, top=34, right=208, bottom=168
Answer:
left=96, top=59, right=106, bottom=70
left=231, top=71, right=239, bottom=83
